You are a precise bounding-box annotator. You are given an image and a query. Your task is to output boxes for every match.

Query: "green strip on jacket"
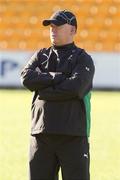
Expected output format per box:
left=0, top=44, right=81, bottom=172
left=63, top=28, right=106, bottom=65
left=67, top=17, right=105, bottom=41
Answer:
left=83, top=92, right=91, bottom=137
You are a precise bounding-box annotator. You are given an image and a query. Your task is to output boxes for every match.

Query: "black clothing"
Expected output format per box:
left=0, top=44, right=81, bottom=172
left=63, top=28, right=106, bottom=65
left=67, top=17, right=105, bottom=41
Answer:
left=30, top=134, right=90, bottom=180
left=21, top=42, right=94, bottom=180
left=21, top=42, right=95, bottom=136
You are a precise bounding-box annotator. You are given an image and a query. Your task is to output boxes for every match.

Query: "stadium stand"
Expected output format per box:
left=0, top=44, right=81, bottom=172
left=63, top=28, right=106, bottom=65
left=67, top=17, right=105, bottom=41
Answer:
left=0, top=0, right=120, bottom=51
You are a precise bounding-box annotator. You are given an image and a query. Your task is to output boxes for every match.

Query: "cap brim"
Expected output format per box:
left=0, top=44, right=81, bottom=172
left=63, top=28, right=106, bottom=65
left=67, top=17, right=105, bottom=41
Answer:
left=42, top=19, right=65, bottom=26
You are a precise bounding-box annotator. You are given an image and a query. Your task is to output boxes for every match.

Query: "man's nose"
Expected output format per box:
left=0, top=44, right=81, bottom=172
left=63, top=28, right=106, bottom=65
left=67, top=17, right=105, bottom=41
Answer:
left=52, top=27, right=57, bottom=33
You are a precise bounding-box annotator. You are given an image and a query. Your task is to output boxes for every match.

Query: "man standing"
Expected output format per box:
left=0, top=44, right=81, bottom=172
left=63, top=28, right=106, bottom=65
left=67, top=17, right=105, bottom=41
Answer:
left=21, top=10, right=95, bottom=180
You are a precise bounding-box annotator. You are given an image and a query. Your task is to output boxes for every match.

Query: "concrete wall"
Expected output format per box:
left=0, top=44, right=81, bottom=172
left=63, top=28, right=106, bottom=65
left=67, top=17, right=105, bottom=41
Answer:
left=0, top=51, right=120, bottom=89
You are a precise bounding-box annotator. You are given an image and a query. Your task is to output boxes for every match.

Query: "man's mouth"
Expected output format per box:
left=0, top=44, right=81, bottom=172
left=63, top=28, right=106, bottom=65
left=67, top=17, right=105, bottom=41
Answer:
left=51, top=34, right=56, bottom=38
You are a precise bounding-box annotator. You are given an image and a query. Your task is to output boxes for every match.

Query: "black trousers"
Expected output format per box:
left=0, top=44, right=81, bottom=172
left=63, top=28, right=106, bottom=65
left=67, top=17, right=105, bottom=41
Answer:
left=29, top=134, right=90, bottom=180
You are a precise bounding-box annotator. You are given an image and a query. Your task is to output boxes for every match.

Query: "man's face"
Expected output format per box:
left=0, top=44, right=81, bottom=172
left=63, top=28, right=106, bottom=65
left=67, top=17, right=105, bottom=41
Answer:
left=50, top=23, right=76, bottom=46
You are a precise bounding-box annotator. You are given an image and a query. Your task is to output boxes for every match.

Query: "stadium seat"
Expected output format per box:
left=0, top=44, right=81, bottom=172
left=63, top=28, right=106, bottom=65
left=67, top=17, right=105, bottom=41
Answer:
left=0, top=0, right=120, bottom=52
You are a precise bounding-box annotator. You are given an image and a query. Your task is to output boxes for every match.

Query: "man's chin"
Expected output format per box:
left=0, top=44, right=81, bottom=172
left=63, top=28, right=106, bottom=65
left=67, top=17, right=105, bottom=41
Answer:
left=51, top=40, right=59, bottom=46
left=51, top=39, right=56, bottom=44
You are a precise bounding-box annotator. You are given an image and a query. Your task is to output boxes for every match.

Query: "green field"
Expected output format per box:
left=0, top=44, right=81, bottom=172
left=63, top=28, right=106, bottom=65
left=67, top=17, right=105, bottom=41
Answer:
left=0, top=90, right=120, bottom=180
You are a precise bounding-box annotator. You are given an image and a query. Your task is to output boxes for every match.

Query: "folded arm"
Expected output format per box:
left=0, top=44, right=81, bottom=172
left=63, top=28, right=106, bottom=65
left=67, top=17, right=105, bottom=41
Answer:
left=21, top=50, right=65, bottom=91
left=38, top=53, right=95, bottom=101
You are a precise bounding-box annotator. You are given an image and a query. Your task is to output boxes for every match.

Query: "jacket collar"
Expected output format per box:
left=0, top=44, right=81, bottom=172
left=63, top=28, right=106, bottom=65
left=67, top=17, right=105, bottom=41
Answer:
left=52, top=42, right=76, bottom=50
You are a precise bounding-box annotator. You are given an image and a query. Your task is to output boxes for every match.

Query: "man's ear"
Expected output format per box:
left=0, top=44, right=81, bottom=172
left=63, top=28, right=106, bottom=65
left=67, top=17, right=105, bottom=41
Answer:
left=71, top=26, right=76, bottom=35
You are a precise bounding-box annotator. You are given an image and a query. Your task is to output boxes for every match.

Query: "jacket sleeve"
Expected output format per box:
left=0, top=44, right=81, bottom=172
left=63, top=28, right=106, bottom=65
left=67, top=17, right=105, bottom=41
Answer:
left=38, top=52, right=95, bottom=101
left=20, top=50, right=65, bottom=91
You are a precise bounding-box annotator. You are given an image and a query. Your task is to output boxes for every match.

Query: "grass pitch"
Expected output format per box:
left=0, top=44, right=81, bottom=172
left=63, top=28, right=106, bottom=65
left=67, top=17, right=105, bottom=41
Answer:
left=0, top=90, right=120, bottom=180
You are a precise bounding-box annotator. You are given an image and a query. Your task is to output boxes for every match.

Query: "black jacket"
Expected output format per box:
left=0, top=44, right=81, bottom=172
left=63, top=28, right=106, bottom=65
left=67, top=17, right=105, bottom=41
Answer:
left=21, top=42, right=95, bottom=136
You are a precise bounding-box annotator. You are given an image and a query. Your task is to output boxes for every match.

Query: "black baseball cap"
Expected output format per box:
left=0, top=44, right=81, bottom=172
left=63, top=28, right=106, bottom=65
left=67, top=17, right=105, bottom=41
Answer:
left=42, top=10, right=77, bottom=29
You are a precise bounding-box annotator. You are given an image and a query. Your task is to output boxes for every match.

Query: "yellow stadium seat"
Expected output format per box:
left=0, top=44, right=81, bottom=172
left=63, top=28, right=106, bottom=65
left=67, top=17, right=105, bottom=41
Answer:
left=0, top=0, right=120, bottom=52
